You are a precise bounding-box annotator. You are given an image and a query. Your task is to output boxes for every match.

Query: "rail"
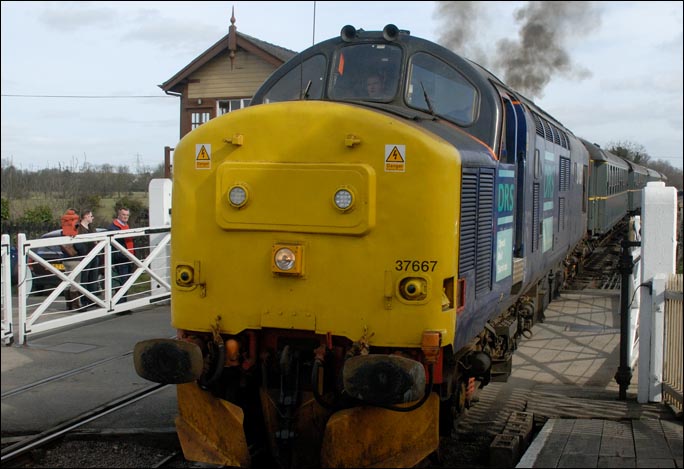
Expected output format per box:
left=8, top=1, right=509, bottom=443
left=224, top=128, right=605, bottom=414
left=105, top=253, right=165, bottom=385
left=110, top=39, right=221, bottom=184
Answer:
left=12, top=226, right=170, bottom=345
left=0, top=383, right=168, bottom=464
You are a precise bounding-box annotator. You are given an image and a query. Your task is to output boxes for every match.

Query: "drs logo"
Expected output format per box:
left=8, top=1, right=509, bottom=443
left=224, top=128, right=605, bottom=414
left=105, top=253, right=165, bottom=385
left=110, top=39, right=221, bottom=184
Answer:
left=498, top=183, right=514, bottom=213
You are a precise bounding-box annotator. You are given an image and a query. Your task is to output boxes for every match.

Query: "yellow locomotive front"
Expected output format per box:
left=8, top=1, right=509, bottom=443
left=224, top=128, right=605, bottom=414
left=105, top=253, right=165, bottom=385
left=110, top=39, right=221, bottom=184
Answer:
left=138, top=100, right=462, bottom=467
left=173, top=100, right=459, bottom=344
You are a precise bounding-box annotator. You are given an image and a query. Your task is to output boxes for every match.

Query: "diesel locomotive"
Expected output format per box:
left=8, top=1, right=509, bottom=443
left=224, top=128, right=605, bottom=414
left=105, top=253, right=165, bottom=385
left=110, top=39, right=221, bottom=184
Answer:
left=134, top=25, right=660, bottom=467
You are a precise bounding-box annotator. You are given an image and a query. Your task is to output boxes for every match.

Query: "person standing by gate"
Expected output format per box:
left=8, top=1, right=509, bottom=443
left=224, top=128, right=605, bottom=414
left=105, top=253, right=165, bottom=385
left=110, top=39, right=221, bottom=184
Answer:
left=60, top=208, right=80, bottom=310
left=109, top=207, right=134, bottom=303
left=75, top=209, right=99, bottom=309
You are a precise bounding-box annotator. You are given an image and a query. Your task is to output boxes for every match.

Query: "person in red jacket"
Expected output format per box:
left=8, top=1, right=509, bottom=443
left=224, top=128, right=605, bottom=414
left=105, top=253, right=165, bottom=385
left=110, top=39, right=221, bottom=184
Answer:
left=60, top=208, right=81, bottom=310
left=109, top=207, right=134, bottom=303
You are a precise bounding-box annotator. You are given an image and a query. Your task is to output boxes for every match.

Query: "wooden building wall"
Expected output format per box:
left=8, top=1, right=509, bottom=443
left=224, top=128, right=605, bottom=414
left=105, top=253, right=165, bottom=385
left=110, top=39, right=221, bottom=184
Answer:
left=187, top=50, right=275, bottom=99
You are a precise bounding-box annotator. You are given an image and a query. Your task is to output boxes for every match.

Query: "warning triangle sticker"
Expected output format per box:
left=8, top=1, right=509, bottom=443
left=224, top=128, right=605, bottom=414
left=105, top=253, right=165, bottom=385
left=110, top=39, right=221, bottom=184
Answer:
left=386, top=146, right=404, bottom=162
left=196, top=145, right=210, bottom=160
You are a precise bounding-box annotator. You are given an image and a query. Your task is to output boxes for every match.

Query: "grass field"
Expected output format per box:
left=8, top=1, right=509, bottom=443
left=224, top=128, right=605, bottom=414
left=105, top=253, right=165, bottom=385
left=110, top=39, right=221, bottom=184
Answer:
left=5, top=192, right=149, bottom=228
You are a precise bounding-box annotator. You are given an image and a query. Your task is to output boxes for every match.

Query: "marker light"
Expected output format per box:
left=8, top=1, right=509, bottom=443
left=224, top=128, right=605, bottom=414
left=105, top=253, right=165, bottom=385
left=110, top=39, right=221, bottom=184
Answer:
left=333, top=188, right=354, bottom=211
left=228, top=185, right=248, bottom=208
left=399, top=277, right=428, bottom=301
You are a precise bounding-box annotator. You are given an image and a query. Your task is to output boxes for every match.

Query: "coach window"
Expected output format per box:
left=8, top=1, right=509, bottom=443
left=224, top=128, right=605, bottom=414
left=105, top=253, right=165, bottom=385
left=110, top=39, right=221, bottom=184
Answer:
left=263, top=54, right=326, bottom=103
left=406, top=52, right=478, bottom=125
left=608, top=167, right=613, bottom=195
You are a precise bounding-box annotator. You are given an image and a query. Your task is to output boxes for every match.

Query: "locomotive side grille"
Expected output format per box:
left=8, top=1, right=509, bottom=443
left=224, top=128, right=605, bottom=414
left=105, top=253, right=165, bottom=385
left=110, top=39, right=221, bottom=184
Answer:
left=475, top=170, right=495, bottom=295
left=561, top=131, right=570, bottom=150
left=532, top=183, right=540, bottom=252
left=559, top=197, right=566, bottom=232
left=559, top=157, right=570, bottom=192
left=533, top=114, right=544, bottom=137
left=542, top=120, right=553, bottom=142
left=533, top=112, right=570, bottom=149
left=458, top=171, right=478, bottom=274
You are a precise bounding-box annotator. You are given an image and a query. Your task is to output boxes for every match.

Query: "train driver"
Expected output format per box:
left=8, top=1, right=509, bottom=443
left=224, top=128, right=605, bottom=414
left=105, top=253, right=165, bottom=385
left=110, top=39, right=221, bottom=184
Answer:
left=366, top=74, right=385, bottom=98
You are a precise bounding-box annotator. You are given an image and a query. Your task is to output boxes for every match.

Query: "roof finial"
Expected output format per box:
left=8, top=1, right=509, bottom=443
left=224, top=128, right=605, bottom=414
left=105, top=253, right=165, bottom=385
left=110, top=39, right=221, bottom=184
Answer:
left=229, top=6, right=237, bottom=70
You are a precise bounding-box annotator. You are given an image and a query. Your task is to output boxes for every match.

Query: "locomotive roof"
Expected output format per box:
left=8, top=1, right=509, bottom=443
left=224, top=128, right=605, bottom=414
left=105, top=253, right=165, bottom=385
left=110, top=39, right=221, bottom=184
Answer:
left=252, top=25, right=585, bottom=157
left=252, top=26, right=501, bottom=153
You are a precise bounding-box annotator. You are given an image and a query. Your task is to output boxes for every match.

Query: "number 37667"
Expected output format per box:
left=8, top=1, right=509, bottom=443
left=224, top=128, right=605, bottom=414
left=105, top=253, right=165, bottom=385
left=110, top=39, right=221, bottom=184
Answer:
left=394, top=260, right=438, bottom=272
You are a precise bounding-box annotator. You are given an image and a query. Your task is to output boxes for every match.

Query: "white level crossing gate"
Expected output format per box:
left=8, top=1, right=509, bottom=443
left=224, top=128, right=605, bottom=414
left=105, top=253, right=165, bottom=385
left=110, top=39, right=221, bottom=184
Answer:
left=13, top=226, right=171, bottom=345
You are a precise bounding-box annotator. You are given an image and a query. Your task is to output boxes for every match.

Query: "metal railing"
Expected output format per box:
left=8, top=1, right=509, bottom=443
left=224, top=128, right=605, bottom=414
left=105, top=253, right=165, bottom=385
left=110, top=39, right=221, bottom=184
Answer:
left=12, top=226, right=170, bottom=345
left=663, top=273, right=683, bottom=414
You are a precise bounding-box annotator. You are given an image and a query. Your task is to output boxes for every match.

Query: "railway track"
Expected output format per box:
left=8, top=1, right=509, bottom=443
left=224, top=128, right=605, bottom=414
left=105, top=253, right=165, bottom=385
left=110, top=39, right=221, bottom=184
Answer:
left=1, top=384, right=169, bottom=466
left=1, top=336, right=180, bottom=468
left=1, top=350, right=135, bottom=399
left=565, top=222, right=626, bottom=291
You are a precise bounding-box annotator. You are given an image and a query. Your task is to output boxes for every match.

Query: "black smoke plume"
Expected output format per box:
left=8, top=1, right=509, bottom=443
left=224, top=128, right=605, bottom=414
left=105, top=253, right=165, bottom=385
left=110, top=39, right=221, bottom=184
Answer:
left=435, top=1, right=601, bottom=99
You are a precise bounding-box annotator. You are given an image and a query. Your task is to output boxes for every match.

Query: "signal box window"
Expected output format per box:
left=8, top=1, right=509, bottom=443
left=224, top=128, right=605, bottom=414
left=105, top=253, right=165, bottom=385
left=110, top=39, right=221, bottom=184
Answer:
left=218, top=98, right=251, bottom=115
left=406, top=52, right=478, bottom=125
left=191, top=112, right=210, bottom=129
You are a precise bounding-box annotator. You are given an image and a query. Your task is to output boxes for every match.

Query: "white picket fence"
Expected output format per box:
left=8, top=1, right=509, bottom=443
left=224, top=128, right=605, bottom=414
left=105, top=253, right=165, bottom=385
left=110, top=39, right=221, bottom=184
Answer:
left=662, top=273, right=683, bottom=413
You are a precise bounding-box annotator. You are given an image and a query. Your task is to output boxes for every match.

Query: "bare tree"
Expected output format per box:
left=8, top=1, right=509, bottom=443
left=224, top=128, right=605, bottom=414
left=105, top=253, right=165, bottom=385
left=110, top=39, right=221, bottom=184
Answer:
left=647, top=159, right=683, bottom=192
left=607, top=140, right=651, bottom=165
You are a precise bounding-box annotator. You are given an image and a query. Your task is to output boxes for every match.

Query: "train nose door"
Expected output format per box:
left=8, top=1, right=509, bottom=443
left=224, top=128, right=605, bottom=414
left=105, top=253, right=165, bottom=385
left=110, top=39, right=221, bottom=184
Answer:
left=501, top=95, right=528, bottom=289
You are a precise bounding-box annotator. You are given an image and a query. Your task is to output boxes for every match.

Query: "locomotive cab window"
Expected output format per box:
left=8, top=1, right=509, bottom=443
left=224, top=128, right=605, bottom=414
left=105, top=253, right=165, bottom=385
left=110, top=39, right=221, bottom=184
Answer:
left=330, top=44, right=402, bottom=101
left=406, top=52, right=478, bottom=125
left=263, top=54, right=326, bottom=103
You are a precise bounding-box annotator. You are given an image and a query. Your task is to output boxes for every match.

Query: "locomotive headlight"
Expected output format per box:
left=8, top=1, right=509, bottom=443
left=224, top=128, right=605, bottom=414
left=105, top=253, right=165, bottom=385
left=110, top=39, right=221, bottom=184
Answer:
left=272, top=244, right=304, bottom=275
left=333, top=187, right=355, bottom=211
left=274, top=248, right=295, bottom=270
left=228, top=185, right=248, bottom=208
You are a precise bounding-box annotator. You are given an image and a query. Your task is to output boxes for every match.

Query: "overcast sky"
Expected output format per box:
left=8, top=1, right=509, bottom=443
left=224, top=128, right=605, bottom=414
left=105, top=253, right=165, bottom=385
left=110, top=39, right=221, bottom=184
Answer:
left=1, top=1, right=682, bottom=171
